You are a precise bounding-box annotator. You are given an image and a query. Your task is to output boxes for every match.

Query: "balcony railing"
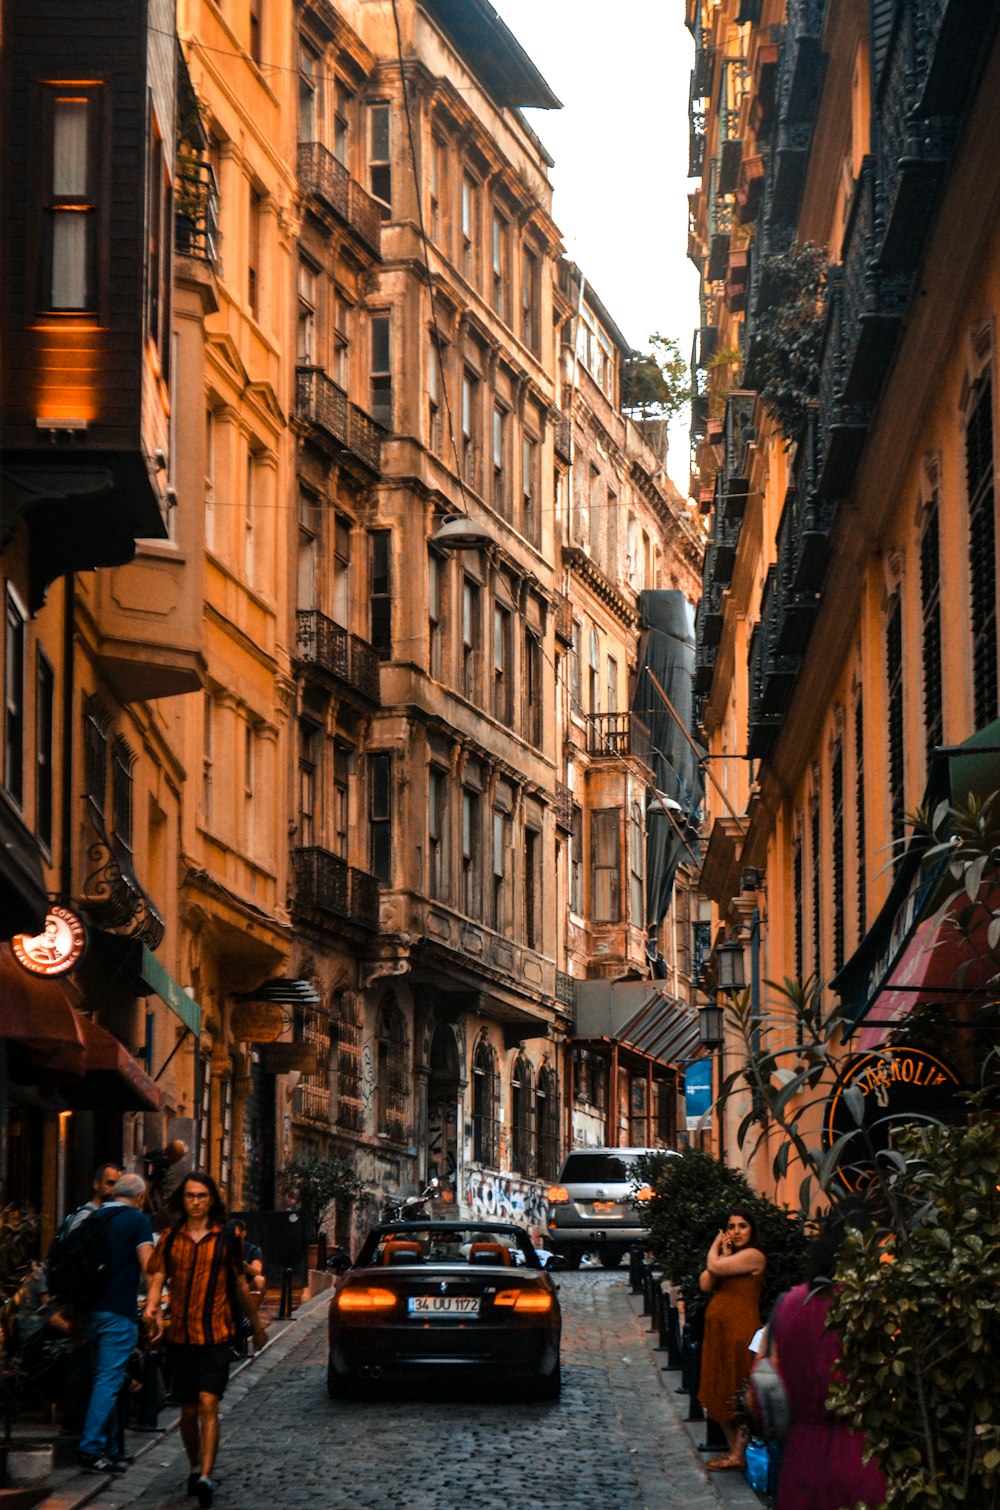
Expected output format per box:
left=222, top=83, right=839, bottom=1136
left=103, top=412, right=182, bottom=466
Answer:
left=175, top=156, right=219, bottom=269
left=815, top=269, right=872, bottom=500
left=297, top=141, right=382, bottom=257
left=839, top=158, right=908, bottom=405
left=292, top=846, right=381, bottom=930
left=554, top=781, right=574, bottom=832
left=296, top=609, right=380, bottom=702
left=294, top=1083, right=331, bottom=1125
left=723, top=391, right=756, bottom=518
left=555, top=970, right=576, bottom=1008
left=553, top=591, right=573, bottom=646
left=552, top=411, right=572, bottom=463
left=584, top=712, right=652, bottom=768
left=295, top=366, right=383, bottom=474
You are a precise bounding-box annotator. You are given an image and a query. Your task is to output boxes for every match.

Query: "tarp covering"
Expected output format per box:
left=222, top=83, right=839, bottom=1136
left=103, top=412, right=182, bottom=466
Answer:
left=631, top=591, right=704, bottom=931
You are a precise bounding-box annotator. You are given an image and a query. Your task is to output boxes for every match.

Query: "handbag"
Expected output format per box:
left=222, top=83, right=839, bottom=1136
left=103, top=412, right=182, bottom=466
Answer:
left=745, top=1325, right=790, bottom=1444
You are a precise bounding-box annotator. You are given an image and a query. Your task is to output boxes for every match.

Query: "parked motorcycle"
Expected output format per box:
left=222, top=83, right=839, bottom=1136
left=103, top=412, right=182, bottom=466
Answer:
left=381, top=1177, right=440, bottom=1222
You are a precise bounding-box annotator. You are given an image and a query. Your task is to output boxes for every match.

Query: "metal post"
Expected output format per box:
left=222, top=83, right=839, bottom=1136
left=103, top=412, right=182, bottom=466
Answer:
left=278, top=1267, right=293, bottom=1319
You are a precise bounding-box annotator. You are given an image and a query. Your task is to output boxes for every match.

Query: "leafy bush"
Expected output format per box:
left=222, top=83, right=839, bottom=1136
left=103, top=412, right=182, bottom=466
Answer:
left=635, top=1147, right=808, bottom=1320
left=748, top=241, right=827, bottom=444
left=277, top=1153, right=370, bottom=1241
left=828, top=1115, right=1000, bottom=1509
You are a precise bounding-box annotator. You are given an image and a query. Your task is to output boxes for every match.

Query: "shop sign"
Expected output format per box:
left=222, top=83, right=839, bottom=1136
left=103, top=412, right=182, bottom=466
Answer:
left=230, top=1001, right=285, bottom=1042
left=824, top=1047, right=960, bottom=1189
left=684, top=1060, right=713, bottom=1131
left=259, top=1043, right=319, bottom=1074
left=11, top=906, right=87, bottom=977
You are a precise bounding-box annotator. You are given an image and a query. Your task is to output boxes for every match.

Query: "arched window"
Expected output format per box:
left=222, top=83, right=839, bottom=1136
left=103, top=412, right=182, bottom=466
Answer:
left=511, top=1054, right=534, bottom=1176
left=536, top=1065, right=560, bottom=1181
left=472, top=1038, right=499, bottom=1166
left=376, top=995, right=408, bottom=1142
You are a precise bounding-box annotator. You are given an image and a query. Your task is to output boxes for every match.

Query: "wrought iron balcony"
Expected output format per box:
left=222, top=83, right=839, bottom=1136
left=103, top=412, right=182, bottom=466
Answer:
left=709, top=507, right=742, bottom=588
left=779, top=0, right=827, bottom=122
left=717, top=137, right=743, bottom=196
left=699, top=578, right=725, bottom=649
left=815, top=269, right=872, bottom=500
left=554, top=781, right=574, bottom=832
left=294, top=1083, right=331, bottom=1125
left=297, top=141, right=382, bottom=257
left=292, top=845, right=380, bottom=930
left=916, top=0, right=997, bottom=117
left=296, top=609, right=380, bottom=702
left=295, top=366, right=383, bottom=474
left=80, top=803, right=165, bottom=950
left=839, top=158, right=909, bottom=405
left=552, top=411, right=572, bottom=463
left=555, top=970, right=576, bottom=1008
left=747, top=568, right=801, bottom=761
left=736, top=153, right=765, bottom=224
left=584, top=712, right=653, bottom=768
left=694, top=633, right=718, bottom=696
left=722, top=391, right=756, bottom=520
left=553, top=591, right=573, bottom=646
left=175, top=156, right=219, bottom=269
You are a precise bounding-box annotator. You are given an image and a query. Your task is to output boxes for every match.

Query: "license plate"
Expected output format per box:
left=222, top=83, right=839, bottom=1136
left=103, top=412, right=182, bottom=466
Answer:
left=408, top=1295, right=480, bottom=1316
left=592, top=1201, right=618, bottom=1214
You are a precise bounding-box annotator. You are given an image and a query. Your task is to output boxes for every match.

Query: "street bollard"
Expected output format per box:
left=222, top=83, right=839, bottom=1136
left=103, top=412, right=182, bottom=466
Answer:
left=684, top=1337, right=704, bottom=1421
left=628, top=1244, right=643, bottom=1293
left=655, top=1286, right=670, bottom=1350
left=642, top=1265, right=655, bottom=1317
left=664, top=1301, right=683, bottom=1369
left=278, top=1266, right=293, bottom=1319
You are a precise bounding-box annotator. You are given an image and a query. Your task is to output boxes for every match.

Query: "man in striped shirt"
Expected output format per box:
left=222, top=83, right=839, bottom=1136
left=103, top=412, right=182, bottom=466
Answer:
left=143, top=1172, right=265, bottom=1509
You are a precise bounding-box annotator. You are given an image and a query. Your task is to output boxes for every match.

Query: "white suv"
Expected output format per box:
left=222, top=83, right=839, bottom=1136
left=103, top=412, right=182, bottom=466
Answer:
left=544, top=1147, right=670, bottom=1270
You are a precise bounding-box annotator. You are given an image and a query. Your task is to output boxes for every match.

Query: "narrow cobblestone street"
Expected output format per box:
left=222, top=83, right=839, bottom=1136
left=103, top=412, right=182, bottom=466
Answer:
left=78, top=1274, right=758, bottom=1510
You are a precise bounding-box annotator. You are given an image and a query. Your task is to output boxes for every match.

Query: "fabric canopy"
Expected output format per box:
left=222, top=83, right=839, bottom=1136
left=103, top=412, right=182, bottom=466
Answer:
left=61, top=1013, right=162, bottom=1111
left=574, top=980, right=700, bottom=1067
left=0, top=942, right=86, bottom=1078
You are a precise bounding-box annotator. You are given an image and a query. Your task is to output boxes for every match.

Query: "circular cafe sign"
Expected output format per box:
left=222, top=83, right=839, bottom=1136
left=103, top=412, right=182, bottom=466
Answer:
left=824, top=1047, right=960, bottom=1191
left=12, top=906, right=88, bottom=977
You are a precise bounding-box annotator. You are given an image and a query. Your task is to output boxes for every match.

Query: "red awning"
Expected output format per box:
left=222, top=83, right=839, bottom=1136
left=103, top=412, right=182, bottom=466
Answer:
left=0, top=942, right=86, bottom=1078
left=61, top=1014, right=163, bottom=1112
left=857, top=884, right=999, bottom=1051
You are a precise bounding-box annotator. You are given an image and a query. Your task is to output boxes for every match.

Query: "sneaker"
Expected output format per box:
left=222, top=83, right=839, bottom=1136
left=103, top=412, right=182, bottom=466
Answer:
left=187, top=1471, right=200, bottom=1496
left=79, top=1454, right=113, bottom=1474
left=109, top=1459, right=130, bottom=1475
left=196, top=1477, right=215, bottom=1508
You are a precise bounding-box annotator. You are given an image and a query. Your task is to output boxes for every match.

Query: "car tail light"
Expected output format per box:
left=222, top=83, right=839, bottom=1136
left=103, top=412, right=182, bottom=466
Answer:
left=335, top=1286, right=397, bottom=1311
left=493, top=1289, right=554, bottom=1312
left=635, top=1184, right=655, bottom=1203
left=546, top=1185, right=569, bottom=1204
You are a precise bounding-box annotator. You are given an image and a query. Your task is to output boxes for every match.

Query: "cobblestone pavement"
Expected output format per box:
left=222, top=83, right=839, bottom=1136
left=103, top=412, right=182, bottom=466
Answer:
left=83, top=1273, right=753, bottom=1510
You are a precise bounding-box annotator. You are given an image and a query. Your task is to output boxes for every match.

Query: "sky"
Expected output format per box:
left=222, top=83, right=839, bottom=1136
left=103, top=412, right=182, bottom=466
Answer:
left=492, top=0, right=698, bottom=492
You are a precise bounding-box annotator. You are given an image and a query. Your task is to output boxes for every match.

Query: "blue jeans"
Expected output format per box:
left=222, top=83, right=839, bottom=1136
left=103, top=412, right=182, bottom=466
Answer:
left=79, top=1311, right=137, bottom=1460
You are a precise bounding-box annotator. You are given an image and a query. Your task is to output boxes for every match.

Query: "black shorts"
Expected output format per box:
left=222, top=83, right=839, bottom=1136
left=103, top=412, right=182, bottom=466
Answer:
left=167, top=1342, right=232, bottom=1404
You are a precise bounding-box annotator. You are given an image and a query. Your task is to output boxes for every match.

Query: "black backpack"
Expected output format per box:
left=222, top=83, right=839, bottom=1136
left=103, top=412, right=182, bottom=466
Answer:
left=47, top=1205, right=123, bottom=1310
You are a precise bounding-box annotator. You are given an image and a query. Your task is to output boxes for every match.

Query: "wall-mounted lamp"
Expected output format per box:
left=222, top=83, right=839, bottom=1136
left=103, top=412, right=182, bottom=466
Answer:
left=430, top=515, right=497, bottom=551
left=715, top=938, right=747, bottom=995
left=698, top=1001, right=724, bottom=1050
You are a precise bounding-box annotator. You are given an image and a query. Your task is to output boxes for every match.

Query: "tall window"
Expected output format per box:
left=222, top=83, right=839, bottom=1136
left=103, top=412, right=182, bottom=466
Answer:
left=810, top=790, right=821, bottom=988
left=492, top=404, right=509, bottom=516
left=111, top=736, right=134, bottom=858
left=522, top=433, right=538, bottom=541
left=35, top=651, right=54, bottom=850
left=429, top=134, right=446, bottom=243
left=84, top=696, right=110, bottom=820
left=243, top=722, right=256, bottom=855
left=570, top=619, right=582, bottom=710
left=461, top=370, right=480, bottom=489
left=377, top=996, right=408, bottom=1141
left=967, top=377, right=997, bottom=729
left=298, top=721, right=318, bottom=846
left=793, top=829, right=804, bottom=986
left=428, top=342, right=443, bottom=454
left=886, top=593, right=905, bottom=872
left=205, top=407, right=217, bottom=552
left=461, top=174, right=477, bottom=282
left=629, top=799, right=644, bottom=927
left=536, top=1066, right=559, bottom=1180
left=462, top=788, right=481, bottom=917
left=491, top=211, right=508, bottom=320
left=369, top=530, right=392, bottom=658
left=42, top=86, right=101, bottom=312
left=369, top=103, right=392, bottom=216
left=297, top=259, right=317, bottom=364
left=369, top=752, right=392, bottom=883
left=493, top=603, right=512, bottom=723
left=588, top=628, right=600, bottom=713
left=201, top=693, right=214, bottom=829
left=462, top=577, right=480, bottom=701
left=511, top=1055, right=533, bottom=1175
left=298, top=44, right=319, bottom=142
left=832, top=743, right=845, bottom=974
left=491, top=809, right=508, bottom=931
left=523, top=629, right=542, bottom=746
left=428, top=550, right=444, bottom=680
left=592, top=808, right=621, bottom=922
left=524, top=827, right=539, bottom=949
left=333, top=81, right=351, bottom=166
left=920, top=500, right=943, bottom=769
left=147, top=125, right=171, bottom=364
left=428, top=766, right=449, bottom=901
left=245, top=449, right=257, bottom=587
left=332, top=516, right=350, bottom=627
left=472, top=1039, right=499, bottom=1165
left=333, top=745, right=350, bottom=857
left=607, top=655, right=618, bottom=715
left=333, top=293, right=350, bottom=388
left=249, top=0, right=263, bottom=65
left=248, top=185, right=262, bottom=320
left=370, top=314, right=392, bottom=428
left=570, top=805, right=583, bottom=915
left=3, top=590, right=25, bottom=806
left=521, top=246, right=539, bottom=352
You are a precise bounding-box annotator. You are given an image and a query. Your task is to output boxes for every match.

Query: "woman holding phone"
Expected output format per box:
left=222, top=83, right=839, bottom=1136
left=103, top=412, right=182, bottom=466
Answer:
left=698, top=1206, right=767, bottom=1471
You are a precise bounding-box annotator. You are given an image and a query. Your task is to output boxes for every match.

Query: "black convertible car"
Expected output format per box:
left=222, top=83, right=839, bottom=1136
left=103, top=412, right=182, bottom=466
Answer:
left=326, top=1220, right=562, bottom=1400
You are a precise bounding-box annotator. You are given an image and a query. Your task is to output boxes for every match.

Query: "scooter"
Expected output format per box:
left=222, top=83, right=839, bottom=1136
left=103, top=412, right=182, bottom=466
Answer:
left=382, top=1176, right=440, bottom=1222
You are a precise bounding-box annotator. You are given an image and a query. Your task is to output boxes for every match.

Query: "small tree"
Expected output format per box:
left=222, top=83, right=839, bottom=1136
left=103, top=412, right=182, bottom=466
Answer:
left=276, top=1153, right=369, bottom=1242
left=621, top=333, right=691, bottom=421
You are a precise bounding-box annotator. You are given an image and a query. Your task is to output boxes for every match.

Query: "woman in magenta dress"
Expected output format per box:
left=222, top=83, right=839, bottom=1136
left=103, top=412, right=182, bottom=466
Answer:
left=698, top=1205, right=767, bottom=1471
left=769, top=1217, right=886, bottom=1510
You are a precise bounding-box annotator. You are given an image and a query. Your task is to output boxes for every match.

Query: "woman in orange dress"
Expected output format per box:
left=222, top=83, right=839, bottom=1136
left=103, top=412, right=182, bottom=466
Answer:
left=697, top=1205, right=766, bottom=1471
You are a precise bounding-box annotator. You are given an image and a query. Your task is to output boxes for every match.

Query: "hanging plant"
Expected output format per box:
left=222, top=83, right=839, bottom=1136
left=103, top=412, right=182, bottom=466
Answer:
left=749, top=241, right=827, bottom=444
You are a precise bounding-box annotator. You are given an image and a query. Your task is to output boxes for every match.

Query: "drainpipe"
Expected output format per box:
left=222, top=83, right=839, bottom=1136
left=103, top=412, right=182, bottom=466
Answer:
left=60, top=573, right=75, bottom=905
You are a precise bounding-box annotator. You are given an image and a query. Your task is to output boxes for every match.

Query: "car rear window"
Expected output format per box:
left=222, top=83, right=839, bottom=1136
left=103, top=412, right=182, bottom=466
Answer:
left=560, top=1153, right=633, bottom=1182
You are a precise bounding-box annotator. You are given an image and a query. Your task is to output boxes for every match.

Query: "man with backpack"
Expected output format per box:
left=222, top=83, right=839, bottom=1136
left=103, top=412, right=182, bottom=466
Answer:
left=73, top=1173, right=154, bottom=1474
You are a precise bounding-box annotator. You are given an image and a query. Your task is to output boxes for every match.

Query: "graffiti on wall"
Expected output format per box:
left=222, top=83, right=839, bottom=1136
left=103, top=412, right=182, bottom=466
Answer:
left=427, top=1096, right=457, bottom=1195
left=463, top=1170, right=546, bottom=1229
left=361, top=1042, right=376, bottom=1113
